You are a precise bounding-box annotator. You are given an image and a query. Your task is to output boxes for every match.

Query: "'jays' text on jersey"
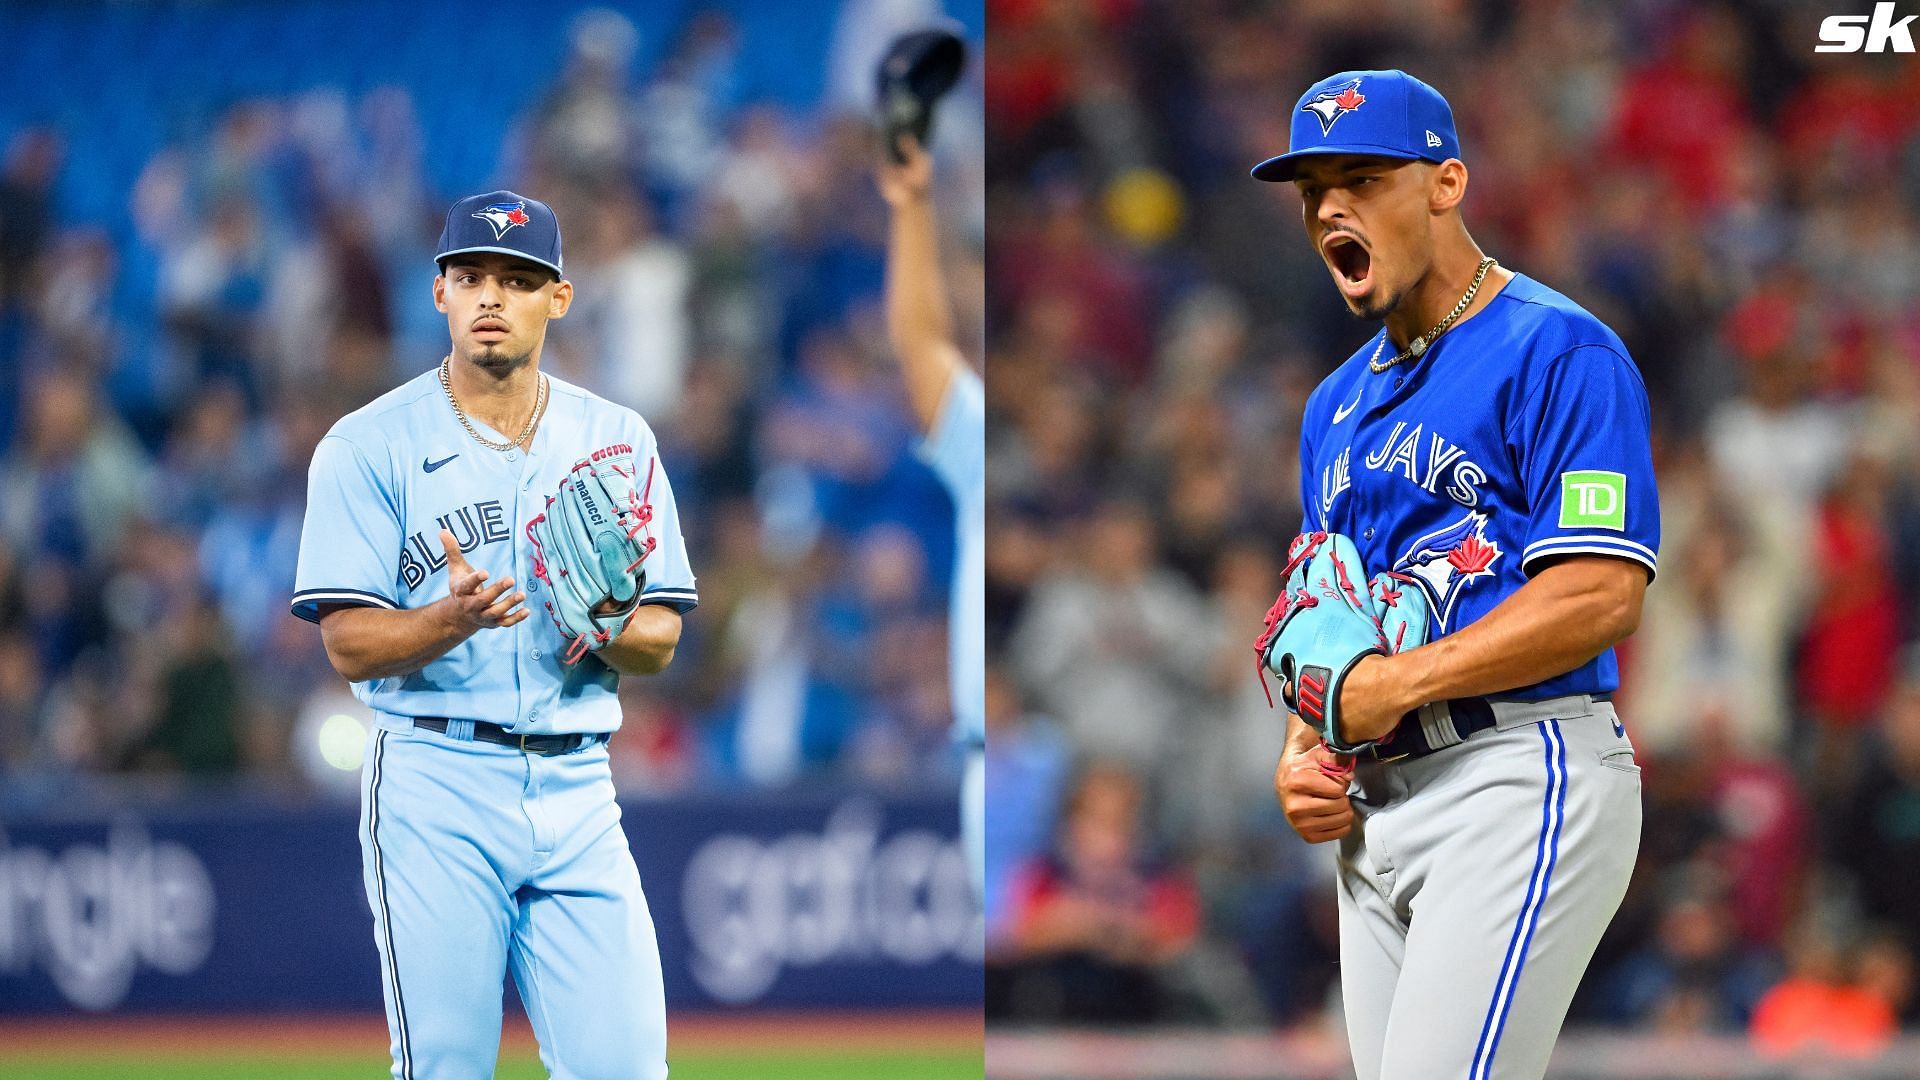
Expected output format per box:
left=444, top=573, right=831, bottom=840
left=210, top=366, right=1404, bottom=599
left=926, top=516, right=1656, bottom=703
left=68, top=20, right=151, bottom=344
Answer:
left=1300, top=273, right=1658, bottom=700
left=291, top=368, right=698, bottom=733
left=920, top=366, right=985, bottom=746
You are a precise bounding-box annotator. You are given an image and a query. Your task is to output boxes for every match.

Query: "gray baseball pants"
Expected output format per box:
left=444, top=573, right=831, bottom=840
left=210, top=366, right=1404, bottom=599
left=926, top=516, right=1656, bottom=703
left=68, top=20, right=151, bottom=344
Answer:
left=1336, top=695, right=1641, bottom=1080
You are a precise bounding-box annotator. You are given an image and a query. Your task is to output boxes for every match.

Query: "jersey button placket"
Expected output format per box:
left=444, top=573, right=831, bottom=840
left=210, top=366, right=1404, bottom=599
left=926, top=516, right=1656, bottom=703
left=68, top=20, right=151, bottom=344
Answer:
left=516, top=453, right=541, bottom=724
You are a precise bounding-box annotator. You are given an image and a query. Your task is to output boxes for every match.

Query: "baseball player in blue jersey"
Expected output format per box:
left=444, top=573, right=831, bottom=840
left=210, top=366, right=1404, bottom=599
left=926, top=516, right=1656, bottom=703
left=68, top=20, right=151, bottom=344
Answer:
left=875, top=30, right=985, bottom=892
left=292, top=190, right=696, bottom=1079
left=1252, top=72, right=1656, bottom=1079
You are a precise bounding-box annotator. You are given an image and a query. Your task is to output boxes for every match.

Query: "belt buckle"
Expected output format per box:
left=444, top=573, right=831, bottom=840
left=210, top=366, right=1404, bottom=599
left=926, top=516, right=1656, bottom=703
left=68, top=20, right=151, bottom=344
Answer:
left=1363, top=741, right=1412, bottom=764
left=520, top=733, right=533, bottom=754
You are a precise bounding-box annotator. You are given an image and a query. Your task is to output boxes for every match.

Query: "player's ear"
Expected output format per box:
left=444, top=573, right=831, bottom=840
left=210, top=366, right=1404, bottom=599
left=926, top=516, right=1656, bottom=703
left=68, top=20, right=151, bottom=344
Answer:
left=432, top=274, right=448, bottom=313
left=548, top=278, right=573, bottom=320
left=1429, top=159, right=1468, bottom=214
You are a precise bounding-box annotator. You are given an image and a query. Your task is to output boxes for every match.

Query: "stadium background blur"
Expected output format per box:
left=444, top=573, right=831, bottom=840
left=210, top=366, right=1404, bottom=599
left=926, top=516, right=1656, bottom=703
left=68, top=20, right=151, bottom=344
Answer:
left=0, top=0, right=984, bottom=1072
left=983, top=0, right=1920, bottom=1066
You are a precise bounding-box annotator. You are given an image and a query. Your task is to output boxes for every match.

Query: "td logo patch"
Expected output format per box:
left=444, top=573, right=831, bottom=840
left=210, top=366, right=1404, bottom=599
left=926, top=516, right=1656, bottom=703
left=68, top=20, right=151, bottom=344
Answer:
left=1560, top=471, right=1626, bottom=530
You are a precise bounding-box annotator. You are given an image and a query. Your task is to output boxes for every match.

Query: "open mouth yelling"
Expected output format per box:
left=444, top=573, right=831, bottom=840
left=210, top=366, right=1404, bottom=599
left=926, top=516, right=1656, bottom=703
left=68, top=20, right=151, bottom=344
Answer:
left=1323, top=232, right=1372, bottom=299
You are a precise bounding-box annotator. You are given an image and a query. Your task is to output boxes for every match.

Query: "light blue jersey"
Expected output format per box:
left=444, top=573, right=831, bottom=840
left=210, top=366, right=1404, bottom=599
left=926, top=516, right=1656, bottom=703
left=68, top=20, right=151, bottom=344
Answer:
left=292, top=367, right=697, bottom=734
left=920, top=365, right=985, bottom=746
left=294, top=360, right=694, bottom=1079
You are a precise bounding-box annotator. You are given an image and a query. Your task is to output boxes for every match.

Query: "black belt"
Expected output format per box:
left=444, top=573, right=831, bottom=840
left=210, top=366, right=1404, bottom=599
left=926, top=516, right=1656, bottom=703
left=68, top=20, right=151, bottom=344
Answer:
left=1363, top=693, right=1612, bottom=763
left=414, top=717, right=605, bottom=757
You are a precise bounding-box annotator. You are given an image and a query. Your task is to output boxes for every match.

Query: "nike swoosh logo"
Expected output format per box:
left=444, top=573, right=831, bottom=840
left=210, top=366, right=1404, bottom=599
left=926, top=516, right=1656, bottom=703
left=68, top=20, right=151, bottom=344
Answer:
left=423, top=454, right=460, bottom=473
left=1332, top=388, right=1364, bottom=424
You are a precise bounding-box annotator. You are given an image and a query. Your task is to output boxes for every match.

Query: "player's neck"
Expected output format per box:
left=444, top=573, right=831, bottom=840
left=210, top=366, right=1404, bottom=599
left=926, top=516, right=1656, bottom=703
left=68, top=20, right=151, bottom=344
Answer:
left=1382, top=243, right=1510, bottom=350
left=447, top=351, right=545, bottom=436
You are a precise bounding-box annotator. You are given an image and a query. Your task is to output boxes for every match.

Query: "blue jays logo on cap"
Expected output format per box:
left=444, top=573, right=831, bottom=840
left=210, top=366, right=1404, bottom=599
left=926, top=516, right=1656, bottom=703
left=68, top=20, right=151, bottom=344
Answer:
left=1301, top=79, right=1367, bottom=135
left=436, top=190, right=565, bottom=278
left=1393, top=510, right=1502, bottom=632
left=472, top=201, right=532, bottom=240
left=1249, top=69, right=1462, bottom=184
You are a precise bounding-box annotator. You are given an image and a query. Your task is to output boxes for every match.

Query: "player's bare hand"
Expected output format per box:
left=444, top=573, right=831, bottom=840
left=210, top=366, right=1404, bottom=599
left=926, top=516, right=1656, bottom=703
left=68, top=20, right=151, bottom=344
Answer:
left=440, top=529, right=527, bottom=632
left=875, top=135, right=933, bottom=205
left=1276, top=741, right=1355, bottom=844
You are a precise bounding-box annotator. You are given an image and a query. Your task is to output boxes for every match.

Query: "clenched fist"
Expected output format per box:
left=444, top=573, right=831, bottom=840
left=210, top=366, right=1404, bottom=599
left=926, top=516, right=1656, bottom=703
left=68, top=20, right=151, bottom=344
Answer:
left=1275, top=723, right=1356, bottom=844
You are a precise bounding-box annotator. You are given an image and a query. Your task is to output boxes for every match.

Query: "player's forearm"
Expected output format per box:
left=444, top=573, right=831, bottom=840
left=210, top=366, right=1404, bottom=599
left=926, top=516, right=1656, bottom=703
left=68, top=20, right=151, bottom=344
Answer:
left=597, top=605, right=682, bottom=676
left=1388, top=558, right=1644, bottom=710
left=319, top=601, right=475, bottom=683
left=884, top=194, right=962, bottom=433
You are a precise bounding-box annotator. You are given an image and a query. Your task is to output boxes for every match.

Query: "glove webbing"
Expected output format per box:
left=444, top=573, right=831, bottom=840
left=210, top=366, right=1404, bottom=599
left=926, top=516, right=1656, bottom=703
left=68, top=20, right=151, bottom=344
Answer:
left=1253, top=531, right=1330, bottom=708
left=1253, top=531, right=1375, bottom=710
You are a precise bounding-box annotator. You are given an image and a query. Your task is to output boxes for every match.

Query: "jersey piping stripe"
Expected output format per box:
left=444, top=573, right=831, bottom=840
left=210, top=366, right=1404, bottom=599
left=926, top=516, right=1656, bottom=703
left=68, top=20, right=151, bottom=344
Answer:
left=637, top=588, right=699, bottom=611
left=1469, top=719, right=1566, bottom=1080
left=1491, top=720, right=1570, bottom=1072
left=292, top=588, right=399, bottom=610
left=1519, top=543, right=1657, bottom=575
left=368, top=731, right=413, bottom=1078
left=1522, top=535, right=1657, bottom=562
left=1521, top=541, right=1658, bottom=565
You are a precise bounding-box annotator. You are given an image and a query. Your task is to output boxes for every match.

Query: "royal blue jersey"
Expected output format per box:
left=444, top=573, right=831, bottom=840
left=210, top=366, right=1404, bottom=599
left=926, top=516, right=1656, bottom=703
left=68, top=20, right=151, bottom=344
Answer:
left=1300, top=272, right=1658, bottom=701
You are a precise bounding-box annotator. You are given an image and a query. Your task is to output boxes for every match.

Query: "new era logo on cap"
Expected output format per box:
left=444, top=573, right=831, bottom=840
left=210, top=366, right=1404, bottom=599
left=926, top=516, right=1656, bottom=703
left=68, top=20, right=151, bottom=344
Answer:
left=1427, top=130, right=1443, bottom=148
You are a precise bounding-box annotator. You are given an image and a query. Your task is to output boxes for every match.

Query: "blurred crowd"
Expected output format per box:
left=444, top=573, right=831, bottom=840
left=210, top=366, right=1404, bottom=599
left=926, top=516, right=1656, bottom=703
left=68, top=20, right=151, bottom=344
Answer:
left=0, top=2, right=985, bottom=799
left=983, top=0, right=1920, bottom=1049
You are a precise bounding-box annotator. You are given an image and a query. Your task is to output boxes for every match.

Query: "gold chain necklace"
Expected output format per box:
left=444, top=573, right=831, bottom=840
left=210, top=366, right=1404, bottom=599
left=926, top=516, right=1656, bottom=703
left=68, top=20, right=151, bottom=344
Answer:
left=1368, top=257, right=1498, bottom=374
left=439, top=357, right=548, bottom=452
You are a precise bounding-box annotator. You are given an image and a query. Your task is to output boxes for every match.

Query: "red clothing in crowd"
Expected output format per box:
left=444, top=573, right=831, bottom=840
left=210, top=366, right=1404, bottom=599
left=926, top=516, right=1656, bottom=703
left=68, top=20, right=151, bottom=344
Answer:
left=1751, top=978, right=1895, bottom=1057
left=1799, top=499, right=1900, bottom=728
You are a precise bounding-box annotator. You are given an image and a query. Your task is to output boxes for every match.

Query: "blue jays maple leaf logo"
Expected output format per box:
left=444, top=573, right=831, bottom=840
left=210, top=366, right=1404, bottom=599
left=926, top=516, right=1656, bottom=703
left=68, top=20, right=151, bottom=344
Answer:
left=472, top=201, right=532, bottom=240
left=1392, top=509, right=1501, bottom=632
left=1301, top=80, right=1367, bottom=135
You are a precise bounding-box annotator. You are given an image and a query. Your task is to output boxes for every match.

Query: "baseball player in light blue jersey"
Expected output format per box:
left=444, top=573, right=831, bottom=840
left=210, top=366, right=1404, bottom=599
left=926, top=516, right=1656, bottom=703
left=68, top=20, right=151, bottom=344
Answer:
left=1253, top=72, right=1656, bottom=1079
left=292, top=190, right=696, bottom=1080
left=877, top=133, right=985, bottom=892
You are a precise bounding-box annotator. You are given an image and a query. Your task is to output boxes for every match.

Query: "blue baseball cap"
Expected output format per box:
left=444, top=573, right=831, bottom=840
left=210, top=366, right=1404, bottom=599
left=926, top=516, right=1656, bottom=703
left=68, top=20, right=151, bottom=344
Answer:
left=435, top=190, right=564, bottom=278
left=1251, top=70, right=1461, bottom=183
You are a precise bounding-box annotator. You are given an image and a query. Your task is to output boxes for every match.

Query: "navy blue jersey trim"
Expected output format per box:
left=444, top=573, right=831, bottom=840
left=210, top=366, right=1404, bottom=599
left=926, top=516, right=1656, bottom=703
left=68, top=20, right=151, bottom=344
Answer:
left=1519, top=542, right=1657, bottom=580
left=292, top=588, right=399, bottom=623
left=637, top=588, right=698, bottom=614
